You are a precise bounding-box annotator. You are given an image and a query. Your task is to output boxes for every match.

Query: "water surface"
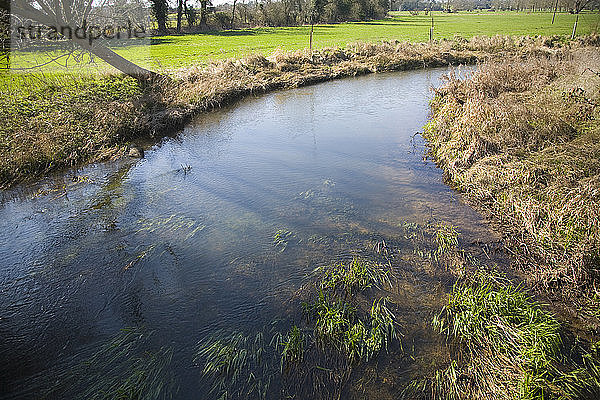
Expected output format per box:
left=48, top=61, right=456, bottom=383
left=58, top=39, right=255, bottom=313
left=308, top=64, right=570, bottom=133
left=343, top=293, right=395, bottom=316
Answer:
left=0, top=67, right=502, bottom=399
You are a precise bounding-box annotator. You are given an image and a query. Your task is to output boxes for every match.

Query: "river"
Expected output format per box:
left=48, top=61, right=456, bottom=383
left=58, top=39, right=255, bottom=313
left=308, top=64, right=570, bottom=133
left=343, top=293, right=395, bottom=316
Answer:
left=0, top=66, right=505, bottom=399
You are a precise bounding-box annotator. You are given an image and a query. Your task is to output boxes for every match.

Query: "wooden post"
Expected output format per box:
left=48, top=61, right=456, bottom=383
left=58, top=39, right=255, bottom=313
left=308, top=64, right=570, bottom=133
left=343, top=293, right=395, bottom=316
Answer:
left=429, top=9, right=434, bottom=41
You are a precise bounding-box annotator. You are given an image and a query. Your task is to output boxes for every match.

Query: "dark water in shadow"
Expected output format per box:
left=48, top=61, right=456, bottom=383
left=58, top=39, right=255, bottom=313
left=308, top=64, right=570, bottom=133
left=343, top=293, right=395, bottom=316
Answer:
left=0, top=67, right=503, bottom=399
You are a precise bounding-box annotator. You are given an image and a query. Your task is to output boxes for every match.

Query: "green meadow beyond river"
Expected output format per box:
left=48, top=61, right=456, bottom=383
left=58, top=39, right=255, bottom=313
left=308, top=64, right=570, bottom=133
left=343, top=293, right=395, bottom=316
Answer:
left=0, top=66, right=509, bottom=399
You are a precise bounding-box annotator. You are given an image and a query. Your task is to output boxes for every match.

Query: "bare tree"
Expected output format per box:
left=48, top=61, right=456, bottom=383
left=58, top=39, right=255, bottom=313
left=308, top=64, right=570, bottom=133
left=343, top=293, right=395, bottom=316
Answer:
left=10, top=0, right=159, bottom=79
left=177, top=0, right=184, bottom=32
left=200, top=0, right=209, bottom=28
left=230, top=0, right=237, bottom=28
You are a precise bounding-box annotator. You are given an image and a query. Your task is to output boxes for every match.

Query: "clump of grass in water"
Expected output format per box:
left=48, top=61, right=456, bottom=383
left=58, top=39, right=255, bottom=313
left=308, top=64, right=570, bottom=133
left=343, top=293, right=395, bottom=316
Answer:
left=194, top=258, right=398, bottom=399
left=434, top=279, right=562, bottom=382
left=404, top=221, right=461, bottom=264
left=405, top=273, right=600, bottom=399
left=51, top=327, right=175, bottom=400
left=559, top=340, right=600, bottom=399
left=280, top=325, right=304, bottom=371
left=433, top=223, right=460, bottom=258
left=302, top=294, right=396, bottom=364
left=281, top=257, right=399, bottom=398
left=195, top=329, right=280, bottom=400
left=315, top=257, right=391, bottom=298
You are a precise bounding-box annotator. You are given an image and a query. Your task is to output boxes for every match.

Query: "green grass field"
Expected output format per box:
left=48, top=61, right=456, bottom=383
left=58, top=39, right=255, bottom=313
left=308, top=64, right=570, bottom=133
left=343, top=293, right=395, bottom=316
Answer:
left=5, top=10, right=600, bottom=73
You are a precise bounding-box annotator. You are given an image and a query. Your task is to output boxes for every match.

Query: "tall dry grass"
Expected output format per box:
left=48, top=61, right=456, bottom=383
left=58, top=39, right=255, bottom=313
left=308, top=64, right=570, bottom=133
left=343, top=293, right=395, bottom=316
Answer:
left=424, top=47, right=600, bottom=313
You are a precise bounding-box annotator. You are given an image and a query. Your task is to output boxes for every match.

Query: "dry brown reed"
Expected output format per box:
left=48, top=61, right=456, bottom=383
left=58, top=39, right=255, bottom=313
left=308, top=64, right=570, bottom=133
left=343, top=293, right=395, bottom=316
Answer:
left=423, top=46, right=600, bottom=314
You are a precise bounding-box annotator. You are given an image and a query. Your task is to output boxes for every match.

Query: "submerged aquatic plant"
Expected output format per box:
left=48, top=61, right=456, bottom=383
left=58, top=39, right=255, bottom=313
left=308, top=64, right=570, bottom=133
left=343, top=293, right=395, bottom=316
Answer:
left=195, top=329, right=280, bottom=400
left=558, top=340, right=600, bottom=399
left=297, top=258, right=399, bottom=365
left=193, top=256, right=399, bottom=400
left=315, top=257, right=391, bottom=297
left=401, top=220, right=463, bottom=264
left=304, top=294, right=397, bottom=364
left=52, top=327, right=175, bottom=400
left=272, top=229, right=299, bottom=252
left=367, top=297, right=398, bottom=356
left=136, top=214, right=205, bottom=242
left=433, top=277, right=562, bottom=398
left=273, top=256, right=401, bottom=399
left=433, top=223, right=460, bottom=257
left=404, top=360, right=464, bottom=400
left=280, top=325, right=304, bottom=372
left=303, top=290, right=355, bottom=352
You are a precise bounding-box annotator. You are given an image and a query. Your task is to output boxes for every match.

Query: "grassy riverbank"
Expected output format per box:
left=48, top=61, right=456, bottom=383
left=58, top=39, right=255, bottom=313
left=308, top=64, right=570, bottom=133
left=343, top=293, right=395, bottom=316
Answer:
left=423, top=40, right=600, bottom=318
left=3, top=35, right=599, bottom=188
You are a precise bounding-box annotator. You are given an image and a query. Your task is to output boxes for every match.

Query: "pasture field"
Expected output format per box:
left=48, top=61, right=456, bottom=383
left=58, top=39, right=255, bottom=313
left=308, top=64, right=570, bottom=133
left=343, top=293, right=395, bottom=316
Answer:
left=4, top=11, right=599, bottom=72
left=138, top=11, right=598, bottom=69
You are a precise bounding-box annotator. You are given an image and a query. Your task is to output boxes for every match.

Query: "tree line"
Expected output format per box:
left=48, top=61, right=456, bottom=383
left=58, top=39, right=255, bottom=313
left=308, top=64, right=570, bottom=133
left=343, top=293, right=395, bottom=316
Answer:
left=150, top=0, right=598, bottom=34
left=151, top=0, right=391, bottom=33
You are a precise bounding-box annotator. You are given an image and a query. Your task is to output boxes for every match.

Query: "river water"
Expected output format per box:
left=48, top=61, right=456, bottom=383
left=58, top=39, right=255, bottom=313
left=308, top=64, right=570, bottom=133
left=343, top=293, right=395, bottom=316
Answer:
left=0, top=67, right=504, bottom=399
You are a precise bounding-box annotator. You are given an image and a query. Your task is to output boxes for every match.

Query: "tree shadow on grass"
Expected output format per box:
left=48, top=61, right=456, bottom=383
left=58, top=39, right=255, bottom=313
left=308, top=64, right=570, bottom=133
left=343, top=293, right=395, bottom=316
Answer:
left=349, top=21, right=426, bottom=27
left=203, top=29, right=260, bottom=37
left=150, top=37, right=177, bottom=45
